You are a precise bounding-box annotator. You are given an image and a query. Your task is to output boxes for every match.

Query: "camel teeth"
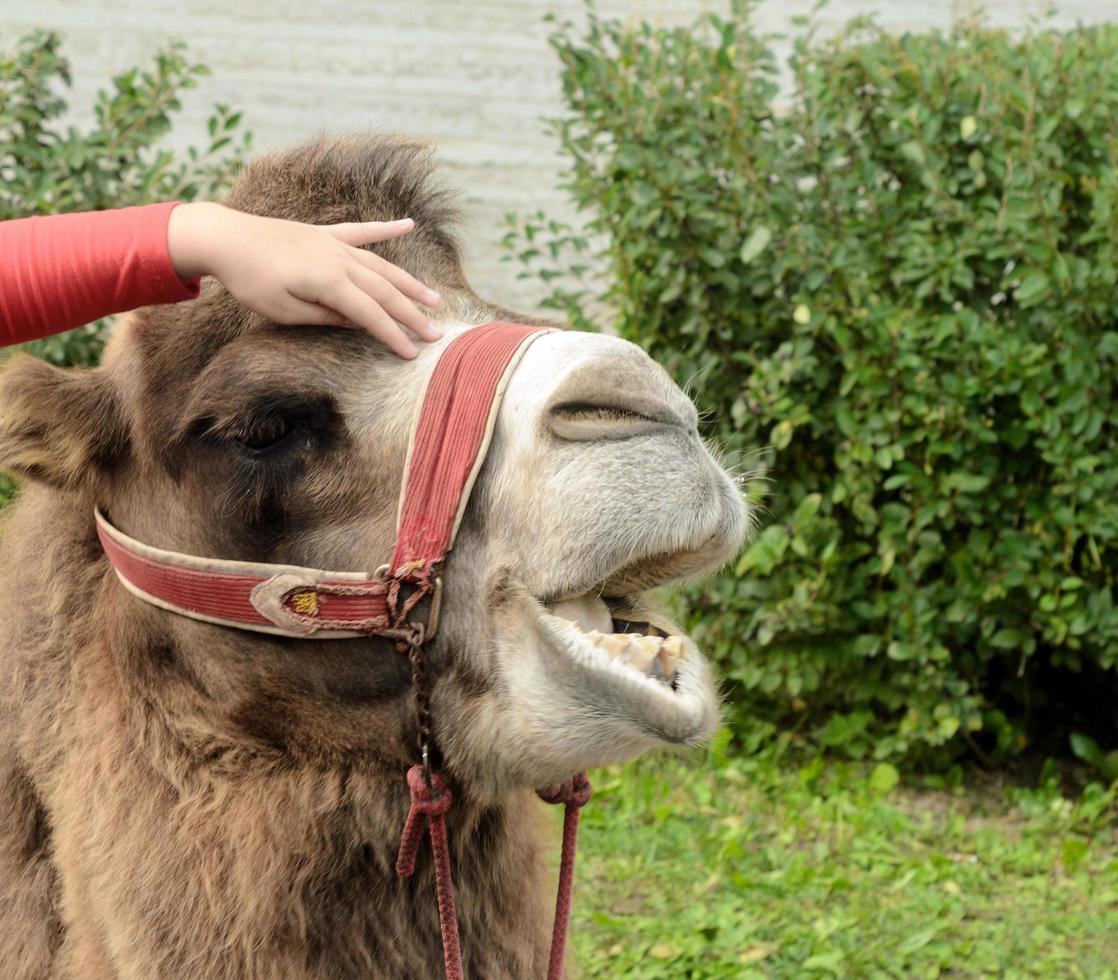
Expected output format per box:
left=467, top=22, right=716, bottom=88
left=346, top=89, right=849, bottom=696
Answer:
left=600, top=634, right=628, bottom=656
left=574, top=623, right=685, bottom=682
left=627, top=635, right=662, bottom=672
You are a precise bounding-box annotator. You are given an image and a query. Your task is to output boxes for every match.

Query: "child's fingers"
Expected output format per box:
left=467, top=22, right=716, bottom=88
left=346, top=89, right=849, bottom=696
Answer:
left=326, top=217, right=416, bottom=247
left=348, top=267, right=442, bottom=343
left=321, top=281, right=419, bottom=358
left=325, top=218, right=442, bottom=308
left=351, top=247, right=441, bottom=307
left=279, top=298, right=349, bottom=327
left=280, top=295, right=424, bottom=359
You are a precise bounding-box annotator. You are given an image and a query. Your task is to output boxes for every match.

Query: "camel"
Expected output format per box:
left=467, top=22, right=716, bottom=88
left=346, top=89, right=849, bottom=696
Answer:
left=0, top=136, right=748, bottom=979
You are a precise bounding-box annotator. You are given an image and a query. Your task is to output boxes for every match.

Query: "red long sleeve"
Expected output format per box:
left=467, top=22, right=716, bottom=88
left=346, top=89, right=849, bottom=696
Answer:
left=0, top=202, right=201, bottom=347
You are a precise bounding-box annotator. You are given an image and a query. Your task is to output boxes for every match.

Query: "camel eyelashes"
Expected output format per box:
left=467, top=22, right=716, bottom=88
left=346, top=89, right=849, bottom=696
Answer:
left=184, top=393, right=339, bottom=458
left=550, top=401, right=656, bottom=423
left=546, top=398, right=682, bottom=443
left=238, top=415, right=292, bottom=452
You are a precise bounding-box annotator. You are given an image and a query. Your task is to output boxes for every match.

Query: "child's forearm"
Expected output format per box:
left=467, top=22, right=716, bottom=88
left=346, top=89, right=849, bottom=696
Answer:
left=0, top=202, right=200, bottom=347
left=1, top=200, right=442, bottom=357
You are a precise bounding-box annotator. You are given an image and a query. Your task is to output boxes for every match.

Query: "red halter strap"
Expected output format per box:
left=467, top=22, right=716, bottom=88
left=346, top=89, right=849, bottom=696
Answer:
left=96, top=322, right=549, bottom=638
left=96, top=320, right=591, bottom=979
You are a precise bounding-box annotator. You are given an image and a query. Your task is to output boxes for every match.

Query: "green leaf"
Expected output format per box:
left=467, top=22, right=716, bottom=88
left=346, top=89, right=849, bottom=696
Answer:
left=790, top=492, right=823, bottom=528
left=803, top=951, right=845, bottom=973
left=990, top=629, right=1024, bottom=650
left=886, top=641, right=915, bottom=661
left=736, top=524, right=789, bottom=576
left=869, top=763, right=900, bottom=794
left=1014, top=271, right=1051, bottom=308
left=1069, top=732, right=1106, bottom=770
left=739, top=225, right=772, bottom=265
left=945, top=473, right=990, bottom=493
left=899, top=141, right=925, bottom=166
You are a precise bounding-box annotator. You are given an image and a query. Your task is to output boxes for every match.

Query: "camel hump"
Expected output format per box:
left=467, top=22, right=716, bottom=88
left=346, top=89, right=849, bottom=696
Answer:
left=223, top=134, right=467, bottom=291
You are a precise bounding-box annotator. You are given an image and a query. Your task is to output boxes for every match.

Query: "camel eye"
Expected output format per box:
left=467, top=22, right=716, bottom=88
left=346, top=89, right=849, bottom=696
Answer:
left=239, top=415, right=291, bottom=452
left=184, top=392, right=338, bottom=461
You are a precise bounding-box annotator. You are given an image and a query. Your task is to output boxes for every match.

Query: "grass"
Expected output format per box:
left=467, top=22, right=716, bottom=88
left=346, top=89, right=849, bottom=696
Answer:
left=569, top=732, right=1118, bottom=978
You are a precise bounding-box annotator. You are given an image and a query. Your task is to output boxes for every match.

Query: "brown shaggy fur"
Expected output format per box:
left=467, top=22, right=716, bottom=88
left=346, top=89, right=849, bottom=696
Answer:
left=0, top=137, right=558, bottom=978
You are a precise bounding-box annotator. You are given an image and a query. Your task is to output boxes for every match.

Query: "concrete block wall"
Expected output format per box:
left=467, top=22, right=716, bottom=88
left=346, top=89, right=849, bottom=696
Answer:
left=1, top=0, right=1113, bottom=312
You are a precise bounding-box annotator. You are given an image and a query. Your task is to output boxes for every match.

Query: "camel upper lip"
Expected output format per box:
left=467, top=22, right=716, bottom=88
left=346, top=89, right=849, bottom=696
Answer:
left=540, top=551, right=707, bottom=608
left=599, top=539, right=737, bottom=598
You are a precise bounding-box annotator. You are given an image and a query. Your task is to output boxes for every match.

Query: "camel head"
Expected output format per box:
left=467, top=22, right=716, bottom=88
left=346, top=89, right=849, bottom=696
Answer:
left=0, top=138, right=748, bottom=800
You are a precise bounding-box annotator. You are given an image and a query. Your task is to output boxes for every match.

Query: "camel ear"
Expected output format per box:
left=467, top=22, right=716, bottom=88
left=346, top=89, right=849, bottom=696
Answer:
left=0, top=355, right=128, bottom=490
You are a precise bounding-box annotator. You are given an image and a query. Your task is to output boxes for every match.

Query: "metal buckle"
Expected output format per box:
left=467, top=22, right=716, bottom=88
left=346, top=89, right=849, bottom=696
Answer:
left=402, top=576, right=442, bottom=642
left=376, top=574, right=443, bottom=645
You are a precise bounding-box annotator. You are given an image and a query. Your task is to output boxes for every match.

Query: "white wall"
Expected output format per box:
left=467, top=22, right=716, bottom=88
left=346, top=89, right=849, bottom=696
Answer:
left=1, top=0, right=1113, bottom=311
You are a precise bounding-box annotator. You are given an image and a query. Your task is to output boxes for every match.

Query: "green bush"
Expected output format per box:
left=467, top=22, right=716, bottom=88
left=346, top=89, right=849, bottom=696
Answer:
left=1, top=30, right=250, bottom=366
left=509, top=6, right=1118, bottom=764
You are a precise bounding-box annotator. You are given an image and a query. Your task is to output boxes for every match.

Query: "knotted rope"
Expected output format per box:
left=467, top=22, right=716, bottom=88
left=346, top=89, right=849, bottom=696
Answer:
left=537, top=773, right=593, bottom=980
left=396, top=765, right=462, bottom=980
left=395, top=768, right=592, bottom=980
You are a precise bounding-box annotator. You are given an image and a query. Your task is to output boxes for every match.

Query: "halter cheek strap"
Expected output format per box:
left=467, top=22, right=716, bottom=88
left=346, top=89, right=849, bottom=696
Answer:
left=95, top=511, right=393, bottom=638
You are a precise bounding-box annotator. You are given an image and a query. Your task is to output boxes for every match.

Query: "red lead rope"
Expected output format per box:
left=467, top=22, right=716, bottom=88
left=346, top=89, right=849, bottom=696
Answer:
left=389, top=323, right=592, bottom=976
left=396, top=766, right=592, bottom=980
left=537, top=774, right=594, bottom=979
left=395, top=767, right=463, bottom=980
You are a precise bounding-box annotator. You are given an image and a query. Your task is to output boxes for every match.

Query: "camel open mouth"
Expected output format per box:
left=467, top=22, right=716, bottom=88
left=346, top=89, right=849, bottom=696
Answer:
left=542, top=594, right=689, bottom=689
left=533, top=587, right=717, bottom=745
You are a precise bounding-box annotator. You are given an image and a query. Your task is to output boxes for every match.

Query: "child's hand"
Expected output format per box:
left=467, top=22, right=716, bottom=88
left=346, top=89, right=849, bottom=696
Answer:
left=167, top=202, right=442, bottom=358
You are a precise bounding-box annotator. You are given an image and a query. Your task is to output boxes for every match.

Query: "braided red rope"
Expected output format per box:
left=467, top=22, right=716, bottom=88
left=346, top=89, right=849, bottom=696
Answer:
left=396, top=766, right=463, bottom=980
left=537, top=773, right=593, bottom=980
left=395, top=769, right=592, bottom=980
